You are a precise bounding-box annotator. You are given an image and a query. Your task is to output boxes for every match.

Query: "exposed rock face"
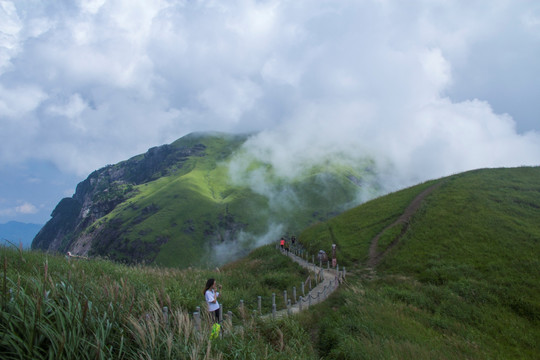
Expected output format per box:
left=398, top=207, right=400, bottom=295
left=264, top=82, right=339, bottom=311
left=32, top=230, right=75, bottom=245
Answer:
left=31, top=132, right=368, bottom=267
left=32, top=142, right=206, bottom=255
left=31, top=198, right=81, bottom=251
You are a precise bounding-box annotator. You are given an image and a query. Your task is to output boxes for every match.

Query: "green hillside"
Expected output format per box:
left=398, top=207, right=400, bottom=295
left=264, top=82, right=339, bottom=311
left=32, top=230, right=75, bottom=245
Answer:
left=297, top=166, right=540, bottom=358
left=34, top=132, right=375, bottom=268
left=15, top=166, right=539, bottom=359
left=0, top=244, right=315, bottom=359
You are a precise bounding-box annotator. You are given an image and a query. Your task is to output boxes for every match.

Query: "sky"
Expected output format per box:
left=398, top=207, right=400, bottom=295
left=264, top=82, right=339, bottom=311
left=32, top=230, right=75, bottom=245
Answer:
left=1, top=0, right=539, bottom=225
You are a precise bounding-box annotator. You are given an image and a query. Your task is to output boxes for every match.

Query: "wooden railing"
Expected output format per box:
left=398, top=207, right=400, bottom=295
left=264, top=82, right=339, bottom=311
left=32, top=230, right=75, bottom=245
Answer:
left=191, top=246, right=346, bottom=329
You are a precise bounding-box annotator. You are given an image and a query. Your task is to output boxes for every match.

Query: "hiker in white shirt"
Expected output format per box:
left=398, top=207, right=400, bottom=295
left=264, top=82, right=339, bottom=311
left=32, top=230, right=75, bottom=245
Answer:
left=204, top=278, right=222, bottom=323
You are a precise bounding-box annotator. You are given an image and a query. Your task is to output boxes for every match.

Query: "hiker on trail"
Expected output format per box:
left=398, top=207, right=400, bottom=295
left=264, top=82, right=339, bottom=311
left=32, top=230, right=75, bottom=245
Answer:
left=285, top=241, right=290, bottom=255
left=291, top=236, right=296, bottom=246
left=204, top=278, right=222, bottom=324
left=280, top=237, right=285, bottom=250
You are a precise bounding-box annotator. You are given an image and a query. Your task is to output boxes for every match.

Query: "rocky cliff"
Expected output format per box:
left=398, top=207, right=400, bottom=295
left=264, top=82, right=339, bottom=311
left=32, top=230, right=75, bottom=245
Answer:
left=32, top=139, right=206, bottom=256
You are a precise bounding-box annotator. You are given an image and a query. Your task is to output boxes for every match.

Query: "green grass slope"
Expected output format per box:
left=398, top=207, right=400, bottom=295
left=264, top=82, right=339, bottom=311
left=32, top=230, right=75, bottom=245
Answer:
left=0, top=244, right=316, bottom=359
left=84, top=132, right=373, bottom=268
left=5, top=167, right=538, bottom=359
left=298, top=167, right=540, bottom=359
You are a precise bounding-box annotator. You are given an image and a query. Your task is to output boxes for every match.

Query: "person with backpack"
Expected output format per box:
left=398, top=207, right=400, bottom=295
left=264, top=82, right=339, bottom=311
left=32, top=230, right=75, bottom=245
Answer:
left=280, top=237, right=285, bottom=250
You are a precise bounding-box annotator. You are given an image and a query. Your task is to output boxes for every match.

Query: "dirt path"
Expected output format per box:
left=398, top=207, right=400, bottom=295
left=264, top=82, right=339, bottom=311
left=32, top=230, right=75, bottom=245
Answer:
left=367, top=181, right=443, bottom=268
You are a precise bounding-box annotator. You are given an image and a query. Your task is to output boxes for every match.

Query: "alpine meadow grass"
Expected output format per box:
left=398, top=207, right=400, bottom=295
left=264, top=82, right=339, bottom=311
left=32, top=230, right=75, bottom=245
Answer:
left=2, top=167, right=539, bottom=359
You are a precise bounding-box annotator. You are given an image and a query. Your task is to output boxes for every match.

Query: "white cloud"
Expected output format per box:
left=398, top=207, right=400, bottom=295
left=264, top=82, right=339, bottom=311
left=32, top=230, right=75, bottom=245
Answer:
left=0, top=84, right=46, bottom=118
left=15, top=202, right=38, bottom=214
left=0, top=201, right=38, bottom=216
left=0, top=0, right=22, bottom=74
left=0, top=0, right=538, bottom=190
left=522, top=9, right=540, bottom=34
left=78, top=0, right=106, bottom=15
left=47, top=93, right=88, bottom=119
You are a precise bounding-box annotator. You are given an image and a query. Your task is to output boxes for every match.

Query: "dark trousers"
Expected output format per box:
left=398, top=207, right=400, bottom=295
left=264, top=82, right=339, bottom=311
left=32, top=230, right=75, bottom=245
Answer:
left=211, top=307, right=220, bottom=323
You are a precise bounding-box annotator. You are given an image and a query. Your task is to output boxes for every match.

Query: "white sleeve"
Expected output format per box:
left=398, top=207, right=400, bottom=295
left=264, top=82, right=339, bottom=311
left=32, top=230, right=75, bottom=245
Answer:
left=205, top=290, right=215, bottom=304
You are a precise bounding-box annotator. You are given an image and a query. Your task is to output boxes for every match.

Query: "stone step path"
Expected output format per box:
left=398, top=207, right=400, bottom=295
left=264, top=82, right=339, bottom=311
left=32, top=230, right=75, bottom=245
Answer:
left=263, top=250, right=344, bottom=319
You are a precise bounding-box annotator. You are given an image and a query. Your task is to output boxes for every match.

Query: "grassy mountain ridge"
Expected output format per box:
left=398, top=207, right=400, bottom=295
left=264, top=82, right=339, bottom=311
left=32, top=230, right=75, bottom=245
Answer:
left=297, top=166, right=540, bottom=358
left=33, top=132, right=374, bottom=268
left=5, top=166, right=539, bottom=359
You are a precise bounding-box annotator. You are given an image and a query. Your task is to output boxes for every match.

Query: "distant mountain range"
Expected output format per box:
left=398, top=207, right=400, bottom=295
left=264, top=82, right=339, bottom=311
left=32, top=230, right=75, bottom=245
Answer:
left=32, top=132, right=379, bottom=268
left=0, top=221, right=43, bottom=249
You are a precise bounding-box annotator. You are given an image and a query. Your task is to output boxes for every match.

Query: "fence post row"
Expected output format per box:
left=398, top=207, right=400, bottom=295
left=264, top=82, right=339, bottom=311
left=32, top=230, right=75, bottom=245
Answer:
left=191, top=246, right=343, bottom=324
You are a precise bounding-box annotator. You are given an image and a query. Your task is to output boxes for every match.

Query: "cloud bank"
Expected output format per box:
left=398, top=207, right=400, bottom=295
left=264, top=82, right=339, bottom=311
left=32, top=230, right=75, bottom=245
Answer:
left=1, top=0, right=539, bottom=210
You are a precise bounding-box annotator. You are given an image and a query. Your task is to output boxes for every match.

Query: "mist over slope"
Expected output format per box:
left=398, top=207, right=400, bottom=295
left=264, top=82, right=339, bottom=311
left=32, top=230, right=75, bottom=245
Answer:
left=33, top=132, right=380, bottom=267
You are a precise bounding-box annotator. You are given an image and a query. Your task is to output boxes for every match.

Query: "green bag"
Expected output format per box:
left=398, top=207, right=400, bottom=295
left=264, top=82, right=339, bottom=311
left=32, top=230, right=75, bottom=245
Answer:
left=210, top=323, right=221, bottom=340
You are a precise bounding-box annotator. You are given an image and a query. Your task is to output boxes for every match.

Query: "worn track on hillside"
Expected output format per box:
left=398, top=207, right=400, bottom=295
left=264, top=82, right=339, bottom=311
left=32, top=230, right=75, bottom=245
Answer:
left=273, top=181, right=441, bottom=315
left=366, top=181, right=443, bottom=269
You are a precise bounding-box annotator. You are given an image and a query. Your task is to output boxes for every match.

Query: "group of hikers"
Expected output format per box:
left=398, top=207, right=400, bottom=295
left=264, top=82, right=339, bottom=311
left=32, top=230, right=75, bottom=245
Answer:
left=279, top=235, right=297, bottom=254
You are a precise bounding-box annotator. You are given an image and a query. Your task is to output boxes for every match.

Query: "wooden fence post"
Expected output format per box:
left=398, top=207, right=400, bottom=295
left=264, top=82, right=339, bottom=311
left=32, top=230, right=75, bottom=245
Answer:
left=283, top=290, right=287, bottom=308
left=194, top=310, right=201, bottom=332
left=227, top=310, right=233, bottom=329
left=301, top=282, right=305, bottom=296
left=240, top=300, right=245, bottom=320
left=272, top=292, right=276, bottom=319
left=258, top=296, right=262, bottom=315
left=293, top=286, right=297, bottom=304
left=162, top=306, right=169, bottom=325
left=299, top=296, right=303, bottom=311
left=287, top=299, right=291, bottom=316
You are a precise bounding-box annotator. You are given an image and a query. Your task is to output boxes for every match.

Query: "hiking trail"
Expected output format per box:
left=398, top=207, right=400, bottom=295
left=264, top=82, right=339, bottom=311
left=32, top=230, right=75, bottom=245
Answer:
left=364, top=181, right=443, bottom=278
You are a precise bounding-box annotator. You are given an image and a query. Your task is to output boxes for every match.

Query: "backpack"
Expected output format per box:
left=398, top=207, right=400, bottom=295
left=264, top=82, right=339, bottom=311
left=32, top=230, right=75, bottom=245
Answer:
left=210, top=323, right=221, bottom=340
